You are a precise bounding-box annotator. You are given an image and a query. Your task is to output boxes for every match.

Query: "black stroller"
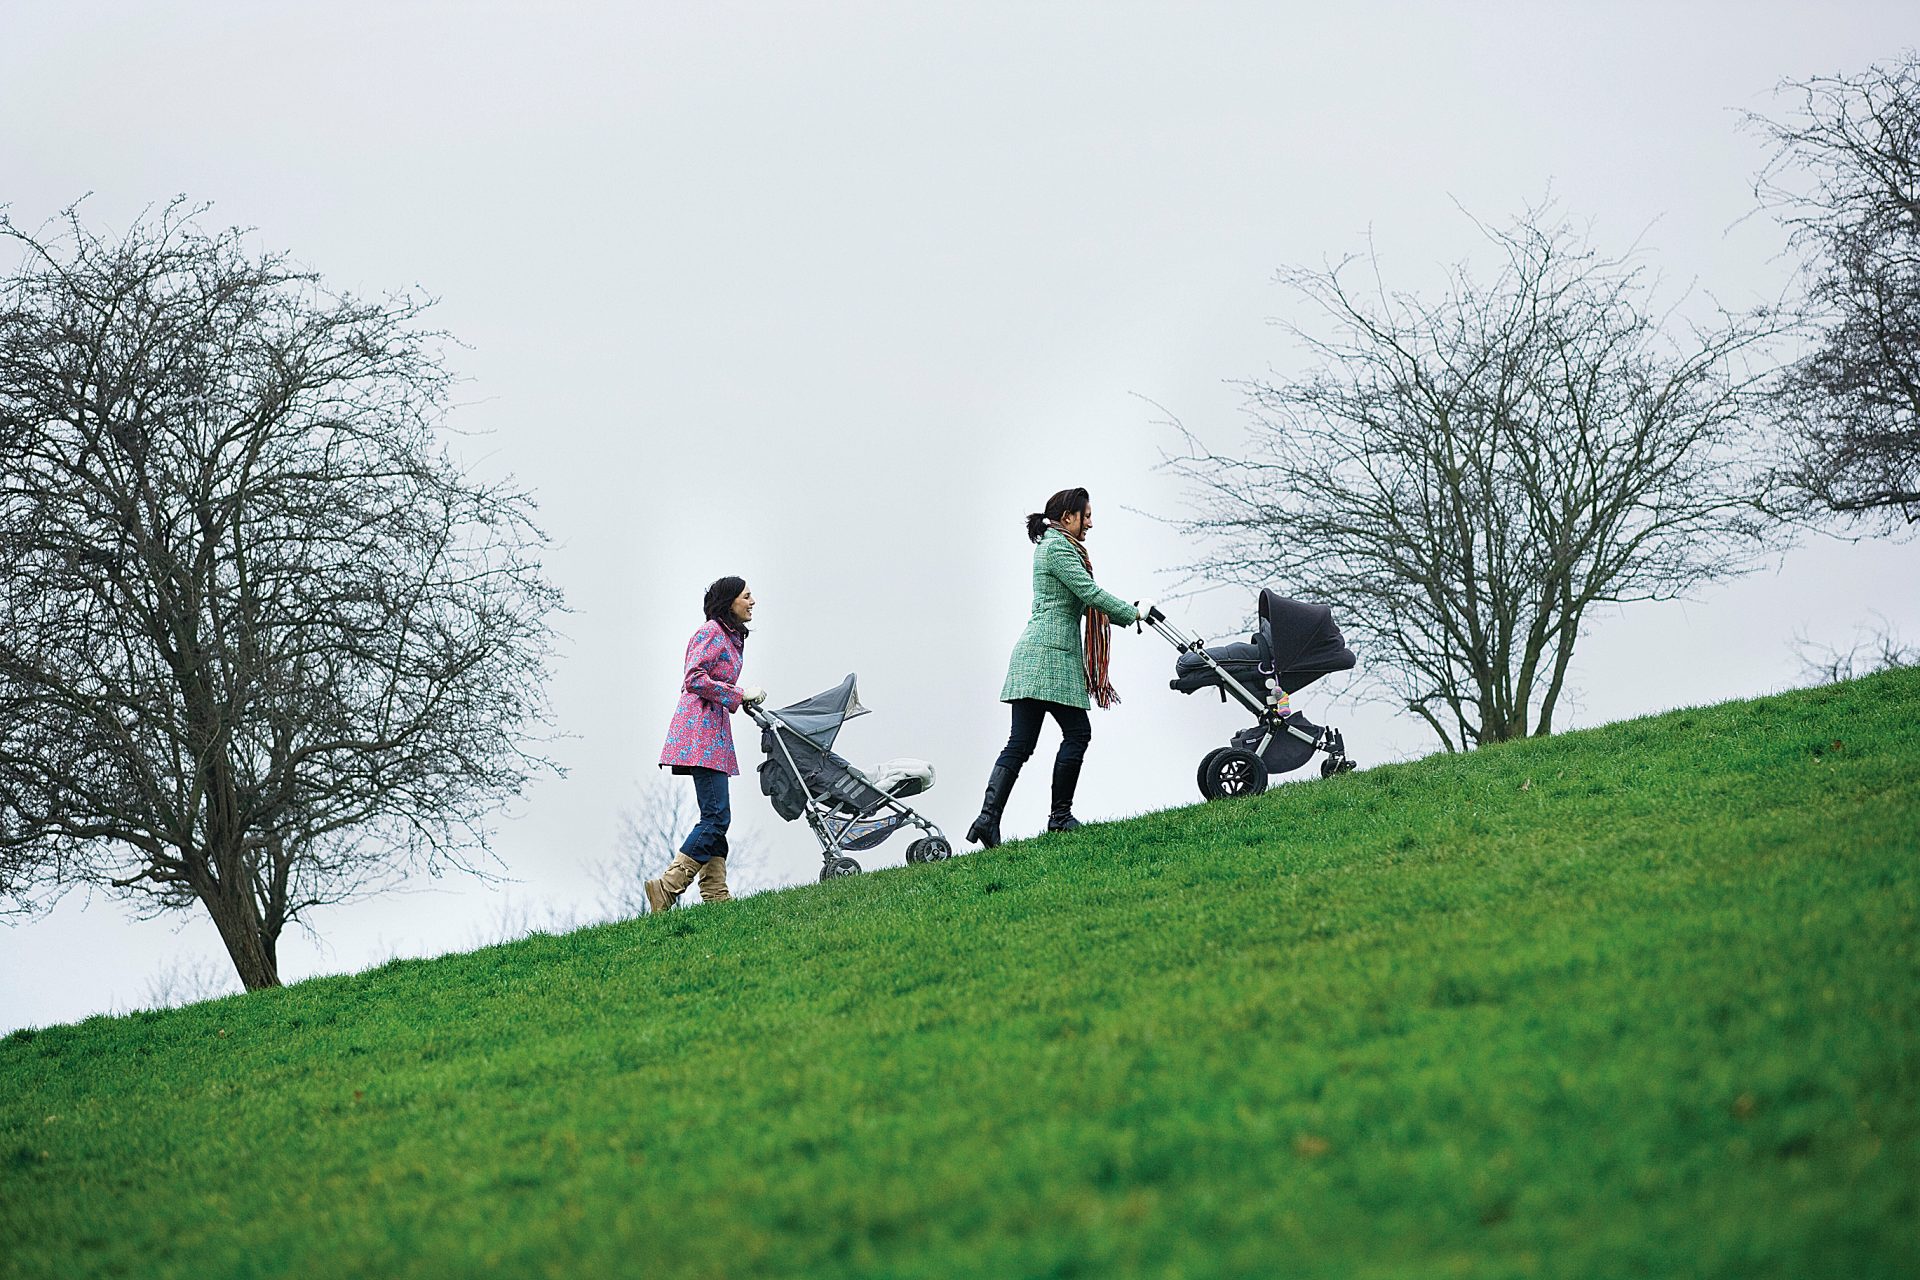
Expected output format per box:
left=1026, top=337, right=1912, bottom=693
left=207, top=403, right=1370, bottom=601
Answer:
left=749, top=674, right=954, bottom=879
left=1145, top=590, right=1359, bottom=798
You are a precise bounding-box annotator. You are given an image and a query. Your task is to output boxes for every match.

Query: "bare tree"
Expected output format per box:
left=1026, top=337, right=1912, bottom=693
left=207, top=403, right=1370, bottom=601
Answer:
left=1792, top=612, right=1918, bottom=684
left=141, top=952, right=241, bottom=1010
left=592, top=776, right=775, bottom=915
left=1749, top=53, right=1920, bottom=531
left=0, top=201, right=560, bottom=989
left=1165, top=209, right=1781, bottom=750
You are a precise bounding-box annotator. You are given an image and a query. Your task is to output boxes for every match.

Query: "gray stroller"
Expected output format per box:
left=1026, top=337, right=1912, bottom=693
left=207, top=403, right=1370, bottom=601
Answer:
left=1144, top=590, right=1359, bottom=798
left=749, top=674, right=953, bottom=879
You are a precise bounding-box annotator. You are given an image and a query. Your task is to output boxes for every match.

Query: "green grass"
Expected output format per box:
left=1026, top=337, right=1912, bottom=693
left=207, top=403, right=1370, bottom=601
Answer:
left=4, top=672, right=1917, bottom=1279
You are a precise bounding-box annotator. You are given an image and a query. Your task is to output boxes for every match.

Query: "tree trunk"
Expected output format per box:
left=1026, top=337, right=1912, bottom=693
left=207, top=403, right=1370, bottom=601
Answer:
left=1478, top=695, right=1525, bottom=743
left=198, top=870, right=281, bottom=990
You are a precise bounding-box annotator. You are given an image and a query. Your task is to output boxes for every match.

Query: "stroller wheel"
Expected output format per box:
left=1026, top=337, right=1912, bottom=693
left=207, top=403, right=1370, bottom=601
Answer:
left=1195, top=747, right=1229, bottom=799
left=1203, top=747, right=1269, bottom=799
left=820, top=855, right=862, bottom=881
left=906, top=836, right=953, bottom=864
left=1321, top=754, right=1358, bottom=778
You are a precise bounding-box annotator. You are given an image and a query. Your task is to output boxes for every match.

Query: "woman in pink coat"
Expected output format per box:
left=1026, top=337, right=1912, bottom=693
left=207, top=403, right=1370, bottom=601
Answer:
left=646, top=576, right=766, bottom=910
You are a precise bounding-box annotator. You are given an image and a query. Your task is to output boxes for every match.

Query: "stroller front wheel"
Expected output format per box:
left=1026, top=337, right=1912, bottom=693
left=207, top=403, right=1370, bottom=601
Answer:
left=821, top=855, right=862, bottom=880
left=1203, top=747, right=1269, bottom=799
left=1195, top=747, right=1229, bottom=799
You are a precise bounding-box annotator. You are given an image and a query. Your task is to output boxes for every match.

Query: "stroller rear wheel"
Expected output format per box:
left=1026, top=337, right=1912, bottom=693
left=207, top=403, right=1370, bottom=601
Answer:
left=1203, top=747, right=1269, bottom=799
left=820, top=855, right=862, bottom=880
left=1195, top=747, right=1229, bottom=799
left=906, top=836, right=952, bottom=864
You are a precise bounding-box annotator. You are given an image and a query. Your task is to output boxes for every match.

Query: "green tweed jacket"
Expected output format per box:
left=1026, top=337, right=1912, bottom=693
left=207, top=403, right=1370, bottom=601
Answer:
left=999, top=530, right=1141, bottom=709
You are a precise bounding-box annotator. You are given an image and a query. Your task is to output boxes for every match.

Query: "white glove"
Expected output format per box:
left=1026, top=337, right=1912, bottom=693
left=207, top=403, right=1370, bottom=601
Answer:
left=1134, top=600, right=1158, bottom=625
left=738, top=685, right=767, bottom=707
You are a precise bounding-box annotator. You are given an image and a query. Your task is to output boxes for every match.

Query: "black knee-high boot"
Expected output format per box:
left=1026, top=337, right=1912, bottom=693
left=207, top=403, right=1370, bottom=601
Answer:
left=967, top=764, right=1019, bottom=848
left=1047, top=758, right=1083, bottom=832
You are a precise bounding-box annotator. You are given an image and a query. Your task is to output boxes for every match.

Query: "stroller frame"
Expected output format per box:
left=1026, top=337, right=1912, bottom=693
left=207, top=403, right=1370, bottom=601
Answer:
left=747, top=702, right=951, bottom=879
left=1142, top=607, right=1354, bottom=795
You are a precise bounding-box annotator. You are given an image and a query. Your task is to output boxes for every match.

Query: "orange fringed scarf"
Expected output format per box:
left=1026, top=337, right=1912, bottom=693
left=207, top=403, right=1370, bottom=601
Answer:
left=1052, top=523, right=1120, bottom=709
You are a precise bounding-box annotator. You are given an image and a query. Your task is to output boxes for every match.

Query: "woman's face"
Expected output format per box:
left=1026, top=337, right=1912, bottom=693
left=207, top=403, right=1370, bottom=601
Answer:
left=1061, top=504, right=1093, bottom=537
left=731, top=587, right=755, bottom=624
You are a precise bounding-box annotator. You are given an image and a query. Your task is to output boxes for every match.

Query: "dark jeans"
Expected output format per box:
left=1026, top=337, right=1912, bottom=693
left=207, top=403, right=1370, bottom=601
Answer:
left=994, top=698, right=1092, bottom=775
left=680, top=766, right=731, bottom=863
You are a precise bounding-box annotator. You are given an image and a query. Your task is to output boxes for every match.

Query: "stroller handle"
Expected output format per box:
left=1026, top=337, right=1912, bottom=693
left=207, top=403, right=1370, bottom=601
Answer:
left=1143, top=609, right=1204, bottom=653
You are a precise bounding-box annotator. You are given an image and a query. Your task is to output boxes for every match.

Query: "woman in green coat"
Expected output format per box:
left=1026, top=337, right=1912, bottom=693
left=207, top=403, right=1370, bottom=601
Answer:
left=966, top=487, right=1154, bottom=847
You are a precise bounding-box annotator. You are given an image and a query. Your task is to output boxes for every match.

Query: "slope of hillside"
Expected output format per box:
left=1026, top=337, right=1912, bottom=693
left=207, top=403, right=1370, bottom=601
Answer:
left=4, top=670, right=1917, bottom=1279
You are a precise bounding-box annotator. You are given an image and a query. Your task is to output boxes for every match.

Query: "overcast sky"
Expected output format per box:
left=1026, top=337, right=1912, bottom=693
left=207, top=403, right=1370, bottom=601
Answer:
left=3, top=2, right=1915, bottom=1031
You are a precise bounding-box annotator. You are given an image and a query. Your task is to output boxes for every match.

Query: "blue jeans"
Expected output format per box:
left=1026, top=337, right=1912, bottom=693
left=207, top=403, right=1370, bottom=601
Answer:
left=680, top=767, right=731, bottom=863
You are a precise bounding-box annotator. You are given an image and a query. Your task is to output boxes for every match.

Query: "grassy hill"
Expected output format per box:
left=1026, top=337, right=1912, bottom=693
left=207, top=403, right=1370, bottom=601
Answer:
left=4, top=670, right=1917, bottom=1279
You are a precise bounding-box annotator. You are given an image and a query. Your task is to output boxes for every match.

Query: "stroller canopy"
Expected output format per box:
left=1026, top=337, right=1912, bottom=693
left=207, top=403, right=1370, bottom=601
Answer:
left=1259, top=590, right=1357, bottom=687
left=763, top=674, right=868, bottom=752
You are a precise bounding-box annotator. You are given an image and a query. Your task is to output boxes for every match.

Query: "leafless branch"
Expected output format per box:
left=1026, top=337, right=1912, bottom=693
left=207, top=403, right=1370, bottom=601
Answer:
left=1792, top=612, right=1918, bottom=683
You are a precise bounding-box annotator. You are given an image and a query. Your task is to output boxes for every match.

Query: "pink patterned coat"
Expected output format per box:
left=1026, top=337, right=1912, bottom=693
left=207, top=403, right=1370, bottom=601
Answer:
left=658, top=620, right=748, bottom=776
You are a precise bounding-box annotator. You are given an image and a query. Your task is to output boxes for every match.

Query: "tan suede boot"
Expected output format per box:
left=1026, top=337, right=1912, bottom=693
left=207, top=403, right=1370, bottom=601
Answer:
left=695, top=855, right=731, bottom=903
left=644, top=853, right=700, bottom=913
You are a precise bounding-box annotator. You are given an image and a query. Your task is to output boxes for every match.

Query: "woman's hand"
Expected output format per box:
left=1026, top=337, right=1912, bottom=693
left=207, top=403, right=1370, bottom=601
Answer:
left=738, top=685, right=768, bottom=707
left=1134, top=600, right=1159, bottom=628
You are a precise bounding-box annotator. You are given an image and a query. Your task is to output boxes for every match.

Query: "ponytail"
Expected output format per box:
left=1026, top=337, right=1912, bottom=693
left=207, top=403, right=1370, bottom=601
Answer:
left=1026, top=487, right=1092, bottom=543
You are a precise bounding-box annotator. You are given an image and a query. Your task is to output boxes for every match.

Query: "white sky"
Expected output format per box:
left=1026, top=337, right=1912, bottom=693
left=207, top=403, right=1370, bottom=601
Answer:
left=3, top=2, right=1916, bottom=1030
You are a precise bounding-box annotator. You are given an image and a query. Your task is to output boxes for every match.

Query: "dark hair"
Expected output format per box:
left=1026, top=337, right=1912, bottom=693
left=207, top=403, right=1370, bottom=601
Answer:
left=1026, top=488, right=1091, bottom=543
left=702, top=575, right=749, bottom=638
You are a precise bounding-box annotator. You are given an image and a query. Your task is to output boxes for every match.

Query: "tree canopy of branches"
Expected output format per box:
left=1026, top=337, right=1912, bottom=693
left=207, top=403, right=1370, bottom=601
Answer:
left=0, top=201, right=560, bottom=989
left=1751, top=52, right=1920, bottom=530
left=1166, top=211, right=1780, bottom=751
